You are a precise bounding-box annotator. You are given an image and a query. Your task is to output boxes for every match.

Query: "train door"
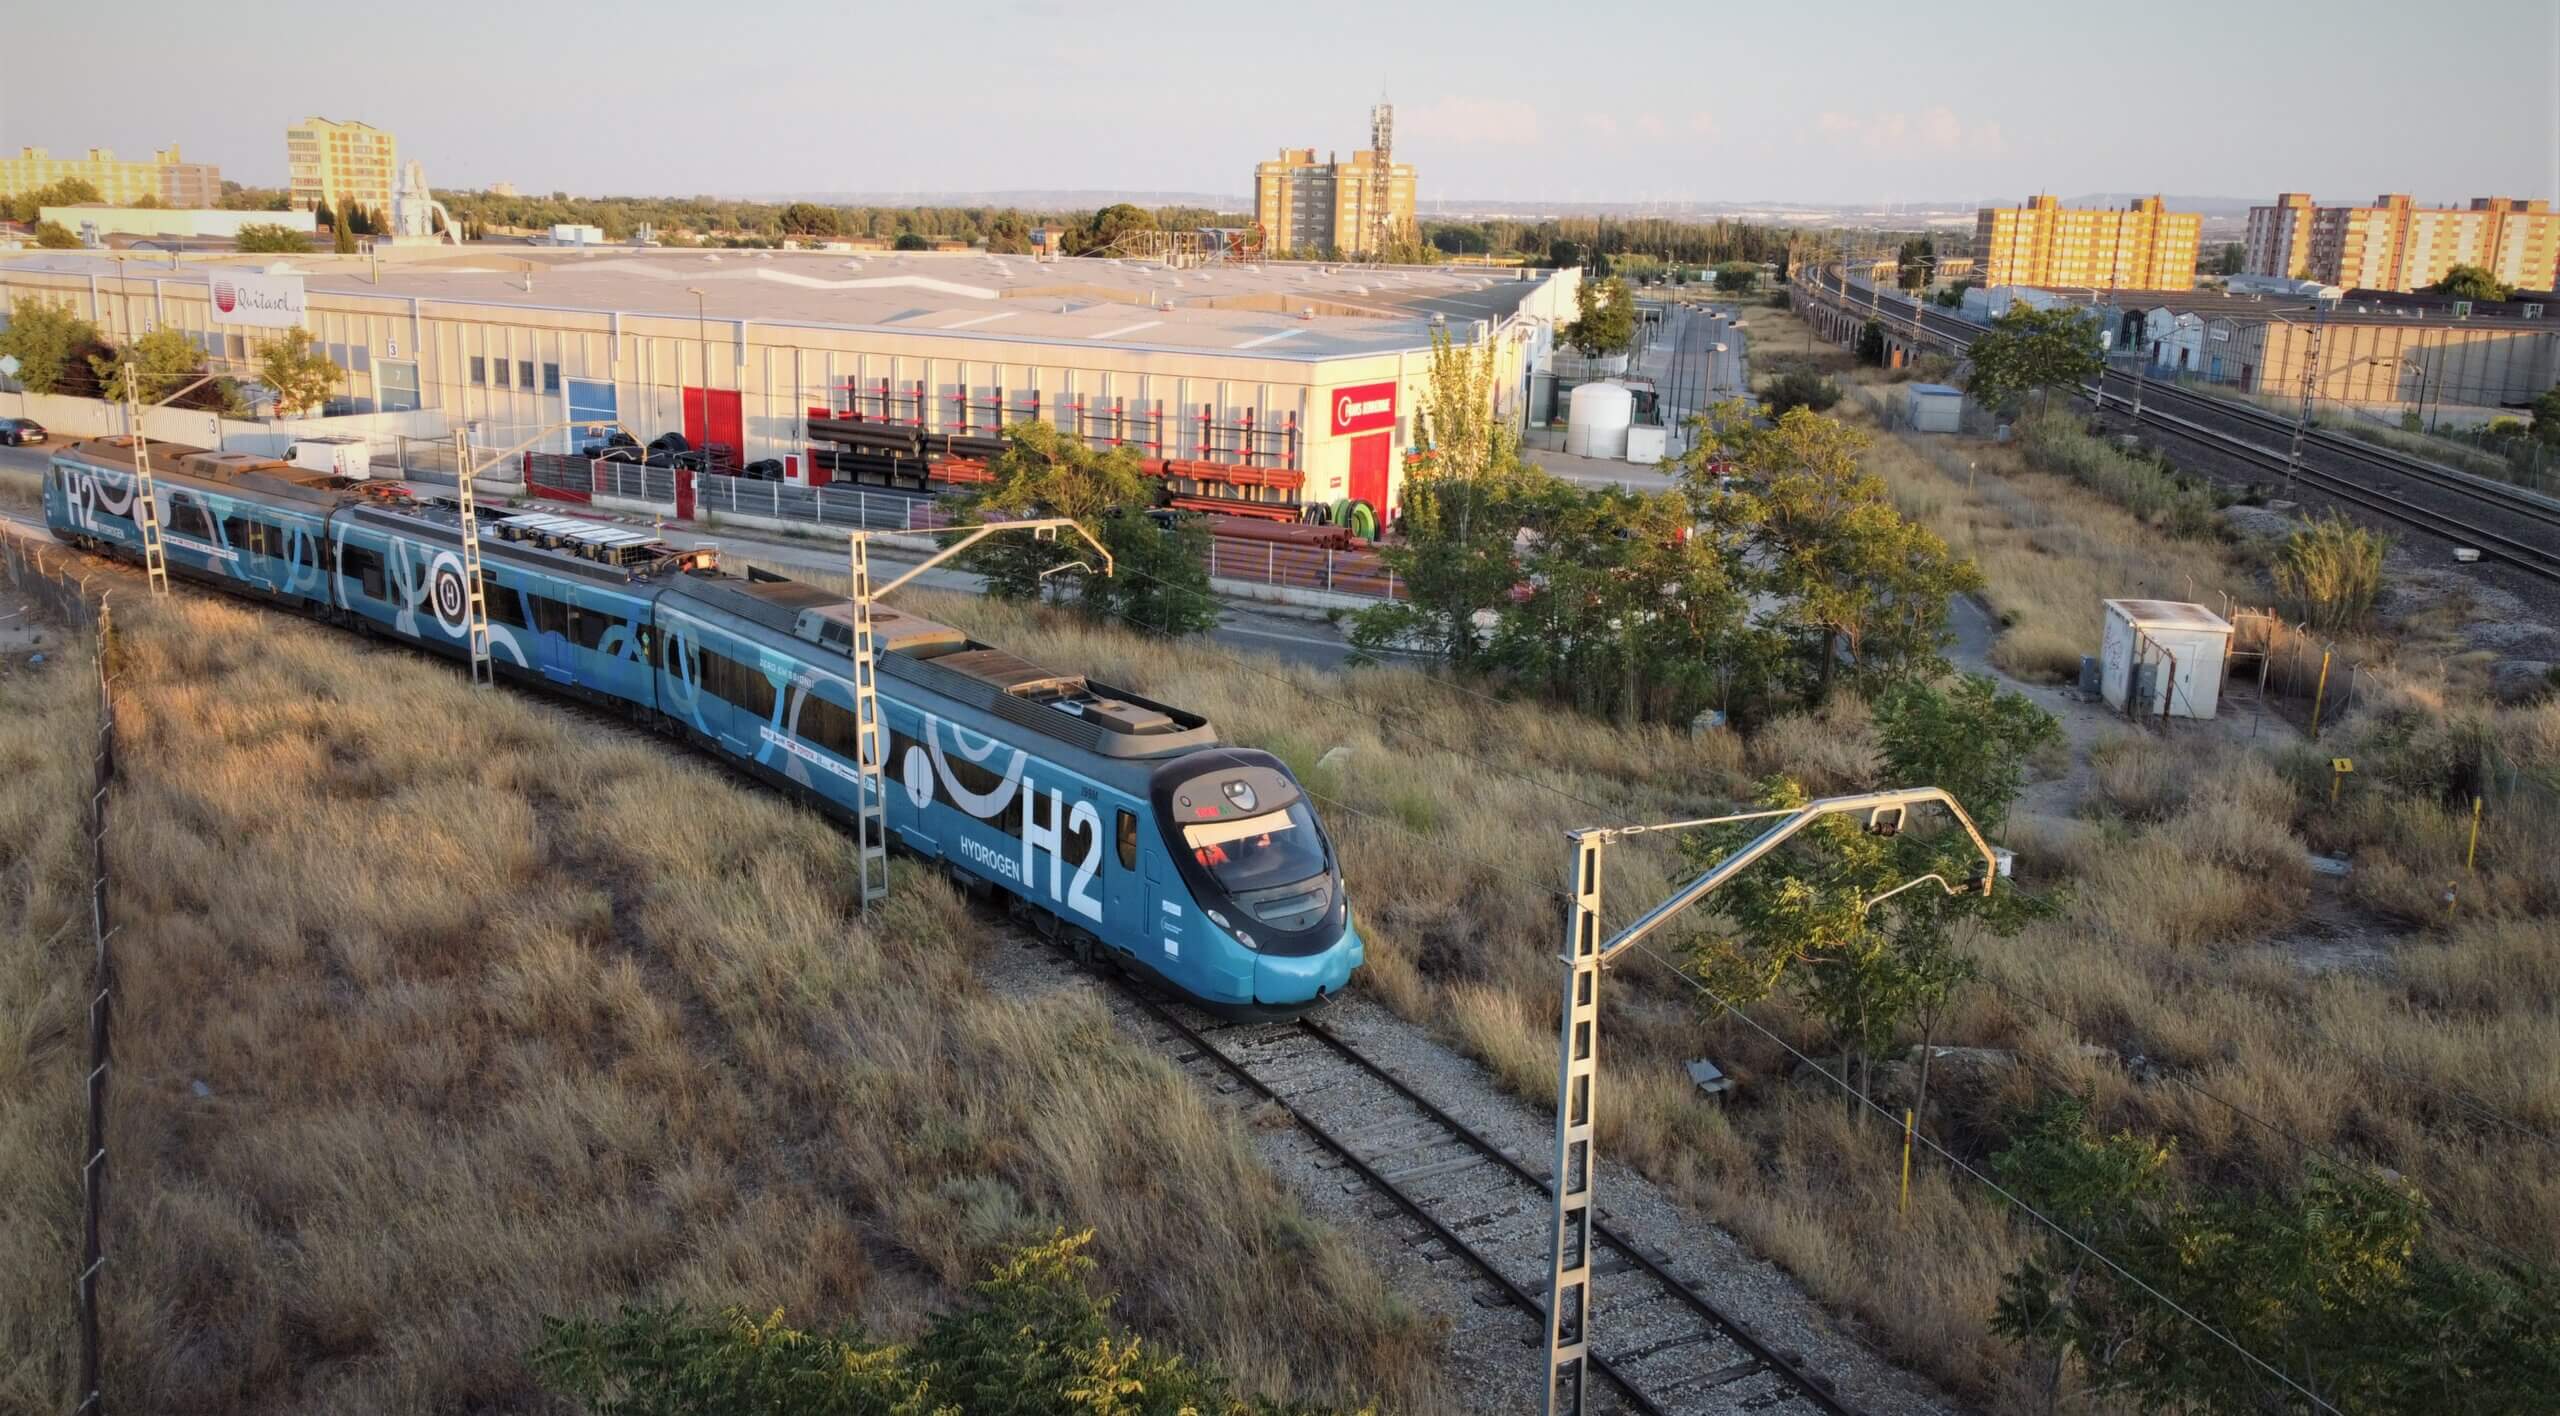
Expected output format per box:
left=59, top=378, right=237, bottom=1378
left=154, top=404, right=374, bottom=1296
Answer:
left=1108, top=805, right=1143, bottom=949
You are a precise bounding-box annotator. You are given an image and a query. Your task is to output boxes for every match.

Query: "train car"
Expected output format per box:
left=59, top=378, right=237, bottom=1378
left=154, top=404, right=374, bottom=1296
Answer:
left=41, top=436, right=1360, bottom=1017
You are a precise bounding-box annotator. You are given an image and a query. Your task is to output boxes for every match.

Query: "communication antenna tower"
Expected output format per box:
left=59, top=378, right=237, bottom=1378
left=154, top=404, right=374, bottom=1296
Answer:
left=1370, top=93, right=1395, bottom=262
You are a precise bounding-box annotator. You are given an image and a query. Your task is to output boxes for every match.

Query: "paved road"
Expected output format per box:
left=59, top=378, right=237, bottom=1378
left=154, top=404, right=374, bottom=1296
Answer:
left=1642, top=301, right=1751, bottom=457
left=0, top=441, right=1372, bottom=670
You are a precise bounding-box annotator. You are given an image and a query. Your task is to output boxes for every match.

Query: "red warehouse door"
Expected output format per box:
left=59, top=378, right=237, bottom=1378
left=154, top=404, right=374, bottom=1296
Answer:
left=1348, top=433, right=1390, bottom=521
left=682, top=387, right=743, bottom=465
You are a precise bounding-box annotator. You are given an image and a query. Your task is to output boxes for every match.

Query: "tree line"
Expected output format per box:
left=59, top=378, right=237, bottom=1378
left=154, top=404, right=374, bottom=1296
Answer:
left=0, top=297, right=341, bottom=416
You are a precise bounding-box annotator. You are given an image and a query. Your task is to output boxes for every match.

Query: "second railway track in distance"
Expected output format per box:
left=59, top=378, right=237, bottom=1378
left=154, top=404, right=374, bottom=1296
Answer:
left=1010, top=937, right=1862, bottom=1416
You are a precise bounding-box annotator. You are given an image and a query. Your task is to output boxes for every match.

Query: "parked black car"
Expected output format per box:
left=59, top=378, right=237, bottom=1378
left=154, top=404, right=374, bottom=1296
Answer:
left=0, top=417, right=47, bottom=446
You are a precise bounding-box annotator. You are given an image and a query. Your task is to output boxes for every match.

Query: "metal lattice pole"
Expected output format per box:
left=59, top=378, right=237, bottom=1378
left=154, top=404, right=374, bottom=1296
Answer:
left=1542, top=831, right=1607, bottom=1416
left=847, top=534, right=890, bottom=910
left=454, top=428, right=493, bottom=686
left=2282, top=305, right=2327, bottom=495
left=123, top=373, right=169, bottom=597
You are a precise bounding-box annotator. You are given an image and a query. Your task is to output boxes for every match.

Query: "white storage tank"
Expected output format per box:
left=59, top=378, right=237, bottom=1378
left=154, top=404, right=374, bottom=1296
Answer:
left=1565, top=381, right=1634, bottom=459
left=2099, top=599, right=2234, bottom=719
left=1906, top=383, right=1963, bottom=433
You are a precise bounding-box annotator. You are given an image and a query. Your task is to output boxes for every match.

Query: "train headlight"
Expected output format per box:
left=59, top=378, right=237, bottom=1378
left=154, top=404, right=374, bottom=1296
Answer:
left=1206, top=909, right=1258, bottom=952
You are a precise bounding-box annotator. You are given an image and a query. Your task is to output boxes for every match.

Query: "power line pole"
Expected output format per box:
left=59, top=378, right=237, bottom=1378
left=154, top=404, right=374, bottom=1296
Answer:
left=1542, top=789, right=2002, bottom=1416
left=2283, top=302, right=2328, bottom=496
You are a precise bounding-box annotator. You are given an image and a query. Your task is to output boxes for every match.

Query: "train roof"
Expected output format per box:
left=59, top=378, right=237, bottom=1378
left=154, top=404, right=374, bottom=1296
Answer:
left=61, top=437, right=361, bottom=508
left=344, top=502, right=714, bottom=585
left=669, top=567, right=1217, bottom=761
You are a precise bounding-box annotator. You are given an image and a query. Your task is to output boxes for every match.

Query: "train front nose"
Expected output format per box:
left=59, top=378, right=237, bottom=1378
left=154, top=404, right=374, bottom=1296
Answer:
left=1252, top=921, right=1364, bottom=1007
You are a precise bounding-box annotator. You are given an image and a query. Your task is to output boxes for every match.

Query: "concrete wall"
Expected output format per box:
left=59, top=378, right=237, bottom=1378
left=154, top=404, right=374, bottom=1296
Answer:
left=0, top=387, right=448, bottom=456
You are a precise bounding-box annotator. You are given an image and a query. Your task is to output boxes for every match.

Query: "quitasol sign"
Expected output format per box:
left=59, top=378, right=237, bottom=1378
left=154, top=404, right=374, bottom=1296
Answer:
left=1329, top=380, right=1397, bottom=436
left=207, top=270, right=307, bottom=329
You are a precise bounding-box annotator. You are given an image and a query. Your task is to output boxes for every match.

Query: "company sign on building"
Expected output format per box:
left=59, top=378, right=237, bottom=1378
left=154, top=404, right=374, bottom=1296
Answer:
left=207, top=271, right=307, bottom=329
left=1330, top=380, right=1396, bottom=435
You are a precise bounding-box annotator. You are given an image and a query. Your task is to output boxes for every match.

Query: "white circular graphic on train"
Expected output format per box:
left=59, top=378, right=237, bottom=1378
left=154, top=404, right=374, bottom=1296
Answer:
left=430, top=552, right=470, bottom=635
left=902, top=744, right=934, bottom=810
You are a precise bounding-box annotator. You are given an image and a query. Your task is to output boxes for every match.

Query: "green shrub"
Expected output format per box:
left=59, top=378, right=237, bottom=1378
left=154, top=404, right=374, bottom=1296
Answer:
left=2273, top=513, right=2388, bottom=634
left=1760, top=369, right=1841, bottom=415
left=2014, top=411, right=2224, bottom=539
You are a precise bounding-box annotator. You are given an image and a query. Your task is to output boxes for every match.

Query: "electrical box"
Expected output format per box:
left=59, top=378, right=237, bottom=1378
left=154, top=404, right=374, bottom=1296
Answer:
left=2099, top=599, right=2234, bottom=719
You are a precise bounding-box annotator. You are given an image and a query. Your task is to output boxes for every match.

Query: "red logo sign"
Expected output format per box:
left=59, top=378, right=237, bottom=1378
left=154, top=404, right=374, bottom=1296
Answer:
left=1330, top=380, right=1397, bottom=436
left=212, top=278, right=237, bottom=313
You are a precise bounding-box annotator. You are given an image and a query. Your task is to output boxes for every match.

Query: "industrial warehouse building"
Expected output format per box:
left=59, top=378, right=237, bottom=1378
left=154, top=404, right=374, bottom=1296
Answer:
left=0, top=248, right=1578, bottom=522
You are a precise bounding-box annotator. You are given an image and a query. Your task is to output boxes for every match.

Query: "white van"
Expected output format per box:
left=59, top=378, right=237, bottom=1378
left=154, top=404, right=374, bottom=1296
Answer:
left=283, top=436, right=375, bottom=479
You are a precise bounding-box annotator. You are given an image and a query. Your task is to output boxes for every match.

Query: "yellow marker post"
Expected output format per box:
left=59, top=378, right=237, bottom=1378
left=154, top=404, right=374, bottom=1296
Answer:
left=2329, top=757, right=2355, bottom=805
left=2467, top=796, right=2484, bottom=873
left=2309, top=650, right=2334, bottom=739
left=1899, top=1108, right=1915, bottom=1217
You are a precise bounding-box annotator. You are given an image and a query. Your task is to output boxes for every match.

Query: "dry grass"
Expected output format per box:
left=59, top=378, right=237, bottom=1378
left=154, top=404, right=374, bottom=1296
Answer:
left=1831, top=393, right=2249, bottom=682
left=92, top=592, right=1438, bottom=1415
left=0, top=634, right=96, bottom=1414
left=0, top=462, right=43, bottom=515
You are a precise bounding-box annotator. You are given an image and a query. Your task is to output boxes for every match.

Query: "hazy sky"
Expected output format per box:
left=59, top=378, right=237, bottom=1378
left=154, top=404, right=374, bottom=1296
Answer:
left=6, top=0, right=2555, bottom=206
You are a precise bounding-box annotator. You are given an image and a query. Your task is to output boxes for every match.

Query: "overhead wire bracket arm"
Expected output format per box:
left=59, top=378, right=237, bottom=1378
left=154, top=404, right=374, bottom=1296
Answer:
left=862, top=516, right=1112, bottom=598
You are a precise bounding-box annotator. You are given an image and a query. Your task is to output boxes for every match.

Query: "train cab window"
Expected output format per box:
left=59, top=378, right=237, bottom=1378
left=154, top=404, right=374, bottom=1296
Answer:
left=1117, top=810, right=1137, bottom=870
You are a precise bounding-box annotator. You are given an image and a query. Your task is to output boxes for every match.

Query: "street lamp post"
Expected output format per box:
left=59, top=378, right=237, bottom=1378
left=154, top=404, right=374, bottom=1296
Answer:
left=686, top=286, right=711, bottom=459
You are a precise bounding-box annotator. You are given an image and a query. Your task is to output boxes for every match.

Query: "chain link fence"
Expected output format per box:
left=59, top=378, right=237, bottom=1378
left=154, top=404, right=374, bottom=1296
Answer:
left=1, top=527, right=117, bottom=1416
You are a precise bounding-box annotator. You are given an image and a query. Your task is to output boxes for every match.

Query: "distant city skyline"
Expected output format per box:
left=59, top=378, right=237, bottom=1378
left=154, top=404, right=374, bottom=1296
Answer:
left=4, top=0, right=2553, bottom=208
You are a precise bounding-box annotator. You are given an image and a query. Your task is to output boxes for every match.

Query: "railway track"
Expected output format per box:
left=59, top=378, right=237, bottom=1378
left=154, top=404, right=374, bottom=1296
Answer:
left=1802, top=269, right=2560, bottom=586
left=1017, top=939, right=1860, bottom=1416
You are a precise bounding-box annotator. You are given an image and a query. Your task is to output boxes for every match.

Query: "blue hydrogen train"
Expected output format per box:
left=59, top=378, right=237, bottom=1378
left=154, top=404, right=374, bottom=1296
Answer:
left=41, top=437, right=1360, bottom=1016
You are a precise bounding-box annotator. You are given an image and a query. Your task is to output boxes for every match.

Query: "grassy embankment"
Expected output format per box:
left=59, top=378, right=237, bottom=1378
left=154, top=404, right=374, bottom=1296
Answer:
left=893, top=292, right=2560, bottom=1408
left=0, top=631, right=98, bottom=1414
left=79, top=591, right=1437, bottom=1416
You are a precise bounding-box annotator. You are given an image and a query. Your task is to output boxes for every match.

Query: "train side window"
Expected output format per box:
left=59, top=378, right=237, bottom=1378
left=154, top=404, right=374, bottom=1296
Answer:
left=341, top=544, right=386, bottom=600
left=568, top=605, right=616, bottom=651
left=482, top=577, right=528, bottom=629
left=731, top=658, right=776, bottom=720
left=530, top=595, right=570, bottom=636
left=166, top=494, right=212, bottom=540
left=1117, top=810, right=1137, bottom=870
left=800, top=692, right=854, bottom=757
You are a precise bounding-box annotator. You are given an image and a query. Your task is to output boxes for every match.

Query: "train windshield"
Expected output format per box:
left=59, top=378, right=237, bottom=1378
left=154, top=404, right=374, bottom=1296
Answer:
left=1181, top=802, right=1326, bottom=893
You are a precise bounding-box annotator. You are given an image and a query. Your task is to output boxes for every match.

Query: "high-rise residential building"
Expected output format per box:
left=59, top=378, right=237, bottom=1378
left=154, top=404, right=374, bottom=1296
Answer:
left=0, top=145, right=221, bottom=206
left=286, top=117, right=397, bottom=219
left=2243, top=193, right=2560, bottom=293
left=1972, top=194, right=2203, bottom=291
left=1252, top=104, right=1416, bottom=259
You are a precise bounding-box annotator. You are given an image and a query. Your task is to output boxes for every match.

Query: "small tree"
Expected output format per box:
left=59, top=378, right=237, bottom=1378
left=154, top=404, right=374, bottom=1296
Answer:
left=91, top=327, right=227, bottom=409
left=8, top=176, right=99, bottom=224
left=1875, top=674, right=2059, bottom=837
left=256, top=327, right=341, bottom=417
left=333, top=219, right=358, bottom=254
left=0, top=297, right=110, bottom=395
left=1896, top=235, right=1935, bottom=290
left=955, top=421, right=1147, bottom=602
left=1856, top=319, right=1887, bottom=366
left=1711, top=261, right=1759, bottom=296
left=33, top=220, right=80, bottom=249
left=310, top=198, right=336, bottom=231
left=235, top=223, right=309, bottom=253
left=2214, top=241, right=2246, bottom=276
left=1064, top=202, right=1155, bottom=256
left=1087, top=510, right=1220, bottom=637
left=777, top=201, right=841, bottom=237
left=2427, top=263, right=2510, bottom=303
left=892, top=231, right=929, bottom=251
left=1965, top=304, right=2104, bottom=413
left=2531, top=384, right=2560, bottom=449
left=1563, top=275, right=1636, bottom=358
